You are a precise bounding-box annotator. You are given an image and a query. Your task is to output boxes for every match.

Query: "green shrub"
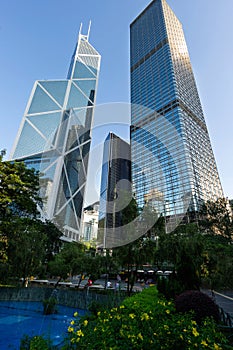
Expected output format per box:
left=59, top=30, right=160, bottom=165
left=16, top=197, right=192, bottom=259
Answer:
left=20, top=335, right=52, bottom=349
left=175, top=290, right=220, bottom=324
left=63, top=287, right=229, bottom=349
left=157, top=275, right=184, bottom=300
left=42, top=297, right=57, bottom=315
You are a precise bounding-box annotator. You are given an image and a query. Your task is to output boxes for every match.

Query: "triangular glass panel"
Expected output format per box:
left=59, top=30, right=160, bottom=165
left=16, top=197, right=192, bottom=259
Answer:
left=72, top=189, right=85, bottom=221
left=79, top=39, right=99, bottom=56
left=67, top=83, right=90, bottom=109
left=73, top=80, right=96, bottom=103
left=28, top=84, right=61, bottom=114
left=72, top=60, right=96, bottom=79
left=27, top=112, right=62, bottom=140
left=39, top=162, right=57, bottom=212
left=79, top=141, right=91, bottom=172
left=53, top=199, right=80, bottom=234
left=69, top=108, right=87, bottom=128
left=55, top=111, right=70, bottom=153
left=79, top=56, right=98, bottom=75
left=40, top=161, right=57, bottom=183
left=39, top=80, right=68, bottom=107
left=55, top=166, right=71, bottom=212
left=64, top=150, right=83, bottom=195
left=65, top=127, right=79, bottom=152
left=12, top=120, right=47, bottom=159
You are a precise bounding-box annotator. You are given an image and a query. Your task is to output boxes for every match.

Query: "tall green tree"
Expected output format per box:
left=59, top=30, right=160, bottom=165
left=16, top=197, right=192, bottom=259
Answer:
left=6, top=218, right=48, bottom=285
left=113, top=198, right=158, bottom=295
left=202, top=234, right=233, bottom=289
left=157, top=224, right=204, bottom=294
left=0, top=152, right=63, bottom=284
left=0, top=155, right=41, bottom=219
left=41, top=220, right=63, bottom=263
left=0, top=154, right=42, bottom=276
left=200, top=198, right=233, bottom=242
left=114, top=236, right=156, bottom=295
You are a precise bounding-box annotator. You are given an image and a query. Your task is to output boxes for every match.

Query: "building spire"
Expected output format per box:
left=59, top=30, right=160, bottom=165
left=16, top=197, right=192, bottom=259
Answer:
left=78, top=20, right=91, bottom=41
left=87, top=20, right=91, bottom=40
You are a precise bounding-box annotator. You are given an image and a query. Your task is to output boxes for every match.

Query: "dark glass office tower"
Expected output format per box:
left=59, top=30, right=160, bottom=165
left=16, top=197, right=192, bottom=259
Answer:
left=130, top=0, right=223, bottom=231
left=98, top=132, right=131, bottom=248
left=10, top=28, right=101, bottom=241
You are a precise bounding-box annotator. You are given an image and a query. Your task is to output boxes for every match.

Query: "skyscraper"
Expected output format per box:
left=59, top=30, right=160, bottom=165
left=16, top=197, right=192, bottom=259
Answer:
left=98, top=132, right=131, bottom=248
left=10, top=26, right=101, bottom=241
left=130, top=0, right=223, bottom=230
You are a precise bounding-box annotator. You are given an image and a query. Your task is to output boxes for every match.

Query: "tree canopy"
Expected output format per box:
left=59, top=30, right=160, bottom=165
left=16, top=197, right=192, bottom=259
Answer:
left=0, top=154, right=41, bottom=218
left=0, top=152, right=62, bottom=285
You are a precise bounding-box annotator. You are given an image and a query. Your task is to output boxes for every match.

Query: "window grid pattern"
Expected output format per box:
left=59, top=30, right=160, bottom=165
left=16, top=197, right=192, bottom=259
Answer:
left=130, top=0, right=223, bottom=224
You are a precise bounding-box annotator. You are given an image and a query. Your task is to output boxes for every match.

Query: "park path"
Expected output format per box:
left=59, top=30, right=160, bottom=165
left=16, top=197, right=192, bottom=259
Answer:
left=202, top=289, right=233, bottom=317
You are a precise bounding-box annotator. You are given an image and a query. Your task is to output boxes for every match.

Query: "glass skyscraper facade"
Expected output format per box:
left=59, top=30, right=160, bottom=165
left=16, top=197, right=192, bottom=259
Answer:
left=98, top=132, right=131, bottom=248
left=10, top=29, right=101, bottom=241
left=130, top=0, right=223, bottom=231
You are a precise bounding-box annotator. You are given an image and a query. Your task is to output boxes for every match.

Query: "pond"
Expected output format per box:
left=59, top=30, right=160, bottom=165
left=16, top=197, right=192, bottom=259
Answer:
left=0, top=300, right=86, bottom=349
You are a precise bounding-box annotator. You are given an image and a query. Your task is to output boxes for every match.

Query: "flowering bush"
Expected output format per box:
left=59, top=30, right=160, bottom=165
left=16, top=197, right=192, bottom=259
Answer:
left=20, top=335, right=52, bottom=349
left=62, top=287, right=230, bottom=349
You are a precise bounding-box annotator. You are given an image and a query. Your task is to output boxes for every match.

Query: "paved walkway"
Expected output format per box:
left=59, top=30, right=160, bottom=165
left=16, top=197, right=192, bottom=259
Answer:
left=202, top=289, right=233, bottom=317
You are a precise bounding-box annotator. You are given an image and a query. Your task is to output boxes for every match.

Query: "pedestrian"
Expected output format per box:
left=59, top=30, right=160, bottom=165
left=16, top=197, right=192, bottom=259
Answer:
left=117, top=274, right=121, bottom=282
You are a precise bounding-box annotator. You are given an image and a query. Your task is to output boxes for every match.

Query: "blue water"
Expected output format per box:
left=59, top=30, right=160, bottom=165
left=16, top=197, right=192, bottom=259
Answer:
left=0, top=301, right=86, bottom=349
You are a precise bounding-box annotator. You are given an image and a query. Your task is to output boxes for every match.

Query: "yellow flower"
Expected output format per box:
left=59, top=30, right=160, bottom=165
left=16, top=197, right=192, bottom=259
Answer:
left=120, top=329, right=124, bottom=337
left=201, top=340, right=208, bottom=347
left=94, top=327, right=97, bottom=332
left=97, top=311, right=101, bottom=316
left=165, top=309, right=170, bottom=314
left=129, top=313, right=136, bottom=319
left=138, top=333, right=143, bottom=340
left=192, top=328, right=199, bottom=337
left=120, top=305, right=125, bottom=309
left=83, top=319, right=88, bottom=326
left=70, top=320, right=75, bottom=325
left=191, top=320, right=197, bottom=325
left=214, top=344, right=222, bottom=350
left=76, top=329, right=84, bottom=337
left=68, top=326, right=74, bottom=333
left=141, top=312, right=150, bottom=321
left=73, top=311, right=78, bottom=317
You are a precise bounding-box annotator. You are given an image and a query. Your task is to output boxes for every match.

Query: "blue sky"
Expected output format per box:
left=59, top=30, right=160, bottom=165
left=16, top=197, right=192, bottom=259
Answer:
left=0, top=0, right=232, bottom=202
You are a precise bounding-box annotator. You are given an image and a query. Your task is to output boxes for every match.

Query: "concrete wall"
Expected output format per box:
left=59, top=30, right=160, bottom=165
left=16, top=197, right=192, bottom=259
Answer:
left=0, top=287, right=125, bottom=310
